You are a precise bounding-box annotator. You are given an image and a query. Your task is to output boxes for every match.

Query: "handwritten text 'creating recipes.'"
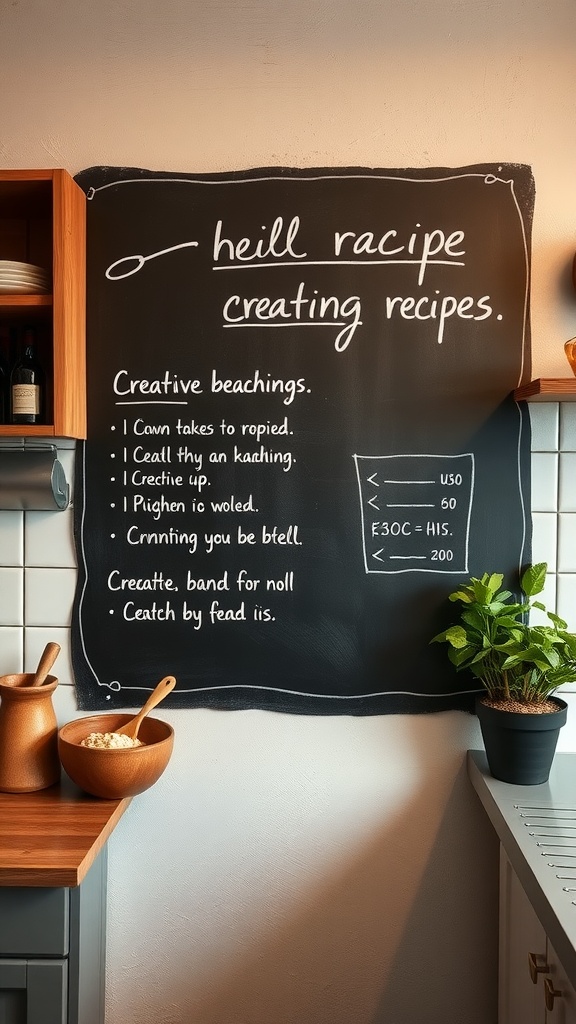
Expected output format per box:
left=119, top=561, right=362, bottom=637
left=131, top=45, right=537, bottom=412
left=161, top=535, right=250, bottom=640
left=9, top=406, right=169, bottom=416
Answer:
left=106, top=216, right=498, bottom=352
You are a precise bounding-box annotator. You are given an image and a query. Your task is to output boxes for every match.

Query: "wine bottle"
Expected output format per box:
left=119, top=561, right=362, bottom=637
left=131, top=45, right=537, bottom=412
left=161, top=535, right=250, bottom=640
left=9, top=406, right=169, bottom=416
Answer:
left=10, top=327, right=44, bottom=425
left=0, top=324, right=9, bottom=424
left=0, top=349, right=7, bottom=424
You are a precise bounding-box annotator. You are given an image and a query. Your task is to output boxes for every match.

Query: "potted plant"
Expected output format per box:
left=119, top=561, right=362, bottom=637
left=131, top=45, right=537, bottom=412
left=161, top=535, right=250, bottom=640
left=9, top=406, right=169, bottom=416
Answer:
left=431, top=562, right=576, bottom=784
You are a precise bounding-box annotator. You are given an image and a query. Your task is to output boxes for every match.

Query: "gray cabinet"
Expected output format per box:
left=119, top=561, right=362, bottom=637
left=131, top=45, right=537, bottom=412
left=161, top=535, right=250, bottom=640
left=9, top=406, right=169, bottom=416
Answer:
left=0, top=961, right=67, bottom=1024
left=546, top=939, right=576, bottom=1024
left=499, top=846, right=548, bottom=1024
left=499, top=848, right=576, bottom=1024
left=0, top=850, right=107, bottom=1024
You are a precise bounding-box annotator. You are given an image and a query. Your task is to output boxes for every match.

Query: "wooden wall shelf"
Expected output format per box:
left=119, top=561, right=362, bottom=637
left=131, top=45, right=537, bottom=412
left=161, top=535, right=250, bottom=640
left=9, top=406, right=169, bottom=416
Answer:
left=513, top=378, right=576, bottom=402
left=0, top=168, right=86, bottom=439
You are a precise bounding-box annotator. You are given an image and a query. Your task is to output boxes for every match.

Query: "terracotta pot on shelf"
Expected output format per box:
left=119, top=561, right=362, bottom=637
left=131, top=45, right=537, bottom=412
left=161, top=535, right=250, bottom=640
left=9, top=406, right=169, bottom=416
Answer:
left=0, top=673, right=60, bottom=793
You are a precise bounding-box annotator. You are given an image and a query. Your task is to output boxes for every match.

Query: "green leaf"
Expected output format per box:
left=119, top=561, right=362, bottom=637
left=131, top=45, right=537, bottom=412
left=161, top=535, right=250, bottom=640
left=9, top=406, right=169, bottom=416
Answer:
left=486, top=573, right=504, bottom=595
left=461, top=607, right=487, bottom=630
left=560, top=634, right=576, bottom=656
left=431, top=625, right=469, bottom=649
left=448, top=645, right=476, bottom=668
left=546, top=610, right=568, bottom=629
left=447, top=647, right=476, bottom=670
left=433, top=562, right=576, bottom=701
left=469, top=650, right=490, bottom=665
left=494, top=639, right=522, bottom=653
left=494, top=618, right=524, bottom=633
left=549, top=665, right=576, bottom=686
left=500, top=655, right=521, bottom=669
left=521, top=562, right=547, bottom=597
left=517, top=647, right=558, bottom=671
left=471, top=575, right=503, bottom=603
left=442, top=625, right=469, bottom=649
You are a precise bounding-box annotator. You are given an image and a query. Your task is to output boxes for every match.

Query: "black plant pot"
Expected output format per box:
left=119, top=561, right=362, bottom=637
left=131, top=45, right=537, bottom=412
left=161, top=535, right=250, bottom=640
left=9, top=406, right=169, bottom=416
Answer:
left=476, top=696, right=568, bottom=785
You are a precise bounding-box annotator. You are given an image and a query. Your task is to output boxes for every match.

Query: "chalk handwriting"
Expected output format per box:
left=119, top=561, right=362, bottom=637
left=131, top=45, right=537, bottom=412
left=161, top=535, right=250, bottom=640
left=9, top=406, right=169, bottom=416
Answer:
left=222, top=282, right=362, bottom=352
left=114, top=370, right=202, bottom=399
left=213, top=217, right=306, bottom=263
left=106, top=241, right=199, bottom=280
left=211, top=370, right=308, bottom=406
left=354, top=453, right=474, bottom=575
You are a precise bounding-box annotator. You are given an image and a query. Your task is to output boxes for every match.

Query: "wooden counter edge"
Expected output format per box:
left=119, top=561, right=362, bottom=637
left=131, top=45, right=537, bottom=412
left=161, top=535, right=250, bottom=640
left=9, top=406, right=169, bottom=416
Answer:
left=0, top=795, right=132, bottom=888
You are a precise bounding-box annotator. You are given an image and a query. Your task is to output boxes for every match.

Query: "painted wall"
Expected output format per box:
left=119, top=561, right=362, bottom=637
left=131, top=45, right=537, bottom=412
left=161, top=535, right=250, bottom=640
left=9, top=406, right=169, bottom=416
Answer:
left=1, top=1, right=576, bottom=1021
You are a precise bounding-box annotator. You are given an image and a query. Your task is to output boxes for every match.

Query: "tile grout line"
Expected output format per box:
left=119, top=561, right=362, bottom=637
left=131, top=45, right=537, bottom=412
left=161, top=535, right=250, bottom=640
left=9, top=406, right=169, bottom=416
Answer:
left=551, top=449, right=559, bottom=581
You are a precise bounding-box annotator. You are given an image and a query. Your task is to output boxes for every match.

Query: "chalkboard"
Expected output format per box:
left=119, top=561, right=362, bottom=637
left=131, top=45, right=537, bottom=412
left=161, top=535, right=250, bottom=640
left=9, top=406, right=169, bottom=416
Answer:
left=72, top=164, right=534, bottom=714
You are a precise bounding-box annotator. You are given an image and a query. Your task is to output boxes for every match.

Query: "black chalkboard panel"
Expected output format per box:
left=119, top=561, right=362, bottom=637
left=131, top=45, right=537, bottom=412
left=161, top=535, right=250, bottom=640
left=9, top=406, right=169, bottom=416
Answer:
left=72, top=164, right=534, bottom=713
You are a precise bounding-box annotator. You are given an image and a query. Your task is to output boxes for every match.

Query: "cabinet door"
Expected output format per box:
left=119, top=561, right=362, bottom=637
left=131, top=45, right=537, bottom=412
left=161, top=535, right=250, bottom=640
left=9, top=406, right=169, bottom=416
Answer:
left=545, top=941, right=576, bottom=1024
left=0, top=959, right=67, bottom=1024
left=499, top=847, right=548, bottom=1024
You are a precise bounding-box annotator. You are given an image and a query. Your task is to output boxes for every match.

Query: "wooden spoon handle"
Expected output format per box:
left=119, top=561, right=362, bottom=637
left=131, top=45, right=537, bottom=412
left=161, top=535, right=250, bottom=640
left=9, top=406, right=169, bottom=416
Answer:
left=117, top=675, right=176, bottom=738
left=31, top=642, right=61, bottom=687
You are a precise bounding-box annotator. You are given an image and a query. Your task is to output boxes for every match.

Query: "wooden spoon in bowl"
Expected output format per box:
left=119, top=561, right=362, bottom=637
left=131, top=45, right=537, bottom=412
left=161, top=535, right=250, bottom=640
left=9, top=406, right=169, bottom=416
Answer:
left=115, top=675, right=176, bottom=740
left=30, top=642, right=61, bottom=687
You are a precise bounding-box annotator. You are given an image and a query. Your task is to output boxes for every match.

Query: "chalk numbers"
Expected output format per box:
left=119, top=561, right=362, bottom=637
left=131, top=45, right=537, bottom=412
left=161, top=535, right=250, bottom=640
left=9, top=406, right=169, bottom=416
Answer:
left=354, top=453, right=474, bottom=574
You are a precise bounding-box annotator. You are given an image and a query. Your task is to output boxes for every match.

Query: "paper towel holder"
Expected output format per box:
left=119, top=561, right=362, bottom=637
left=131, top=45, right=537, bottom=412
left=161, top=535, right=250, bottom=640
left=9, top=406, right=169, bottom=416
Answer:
left=0, top=445, right=70, bottom=511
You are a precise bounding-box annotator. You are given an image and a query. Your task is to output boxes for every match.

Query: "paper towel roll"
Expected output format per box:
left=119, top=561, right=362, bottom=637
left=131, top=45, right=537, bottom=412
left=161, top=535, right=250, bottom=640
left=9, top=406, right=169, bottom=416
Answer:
left=0, top=447, right=70, bottom=510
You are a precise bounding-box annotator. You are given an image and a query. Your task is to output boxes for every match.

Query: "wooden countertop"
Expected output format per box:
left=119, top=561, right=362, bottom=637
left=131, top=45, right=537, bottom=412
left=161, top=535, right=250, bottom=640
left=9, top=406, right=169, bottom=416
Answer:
left=0, top=775, right=131, bottom=887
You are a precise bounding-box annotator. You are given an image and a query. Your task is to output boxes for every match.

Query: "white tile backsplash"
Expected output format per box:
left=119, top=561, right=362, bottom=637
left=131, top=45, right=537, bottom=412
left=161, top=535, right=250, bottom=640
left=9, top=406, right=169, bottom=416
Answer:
left=0, top=511, right=23, bottom=566
left=24, top=508, right=76, bottom=567
left=557, top=574, right=576, bottom=632
left=24, top=567, right=77, bottom=626
left=557, top=572, right=576, bottom=692
left=560, top=403, right=576, bottom=451
left=558, top=514, right=576, bottom=572
left=559, top=453, right=576, bottom=511
left=531, top=512, right=558, bottom=571
left=0, top=626, right=23, bottom=673
left=0, top=567, right=24, bottom=625
left=529, top=403, right=559, bottom=451
left=531, top=452, right=559, bottom=511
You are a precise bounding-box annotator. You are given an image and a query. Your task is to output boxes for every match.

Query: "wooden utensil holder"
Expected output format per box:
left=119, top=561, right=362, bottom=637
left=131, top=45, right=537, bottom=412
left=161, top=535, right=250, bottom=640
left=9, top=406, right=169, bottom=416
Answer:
left=0, top=673, right=60, bottom=792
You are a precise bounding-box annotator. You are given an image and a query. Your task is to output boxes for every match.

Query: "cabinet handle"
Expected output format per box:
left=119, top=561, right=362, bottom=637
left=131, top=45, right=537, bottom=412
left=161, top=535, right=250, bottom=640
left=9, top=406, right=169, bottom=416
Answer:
left=528, top=951, right=549, bottom=984
left=544, top=977, right=563, bottom=1011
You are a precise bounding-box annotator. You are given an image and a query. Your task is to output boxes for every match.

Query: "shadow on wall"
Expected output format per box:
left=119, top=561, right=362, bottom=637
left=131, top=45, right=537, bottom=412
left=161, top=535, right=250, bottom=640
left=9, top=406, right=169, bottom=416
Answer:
left=374, top=760, right=499, bottom=1024
left=106, top=739, right=498, bottom=1024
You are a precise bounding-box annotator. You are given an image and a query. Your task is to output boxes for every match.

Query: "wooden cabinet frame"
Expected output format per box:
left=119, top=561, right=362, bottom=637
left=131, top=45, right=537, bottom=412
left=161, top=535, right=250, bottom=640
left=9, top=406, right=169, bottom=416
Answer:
left=0, top=169, right=86, bottom=439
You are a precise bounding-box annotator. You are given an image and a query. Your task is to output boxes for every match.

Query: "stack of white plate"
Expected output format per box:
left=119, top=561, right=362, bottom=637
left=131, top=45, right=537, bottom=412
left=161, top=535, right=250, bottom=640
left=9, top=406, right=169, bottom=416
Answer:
left=0, top=260, right=50, bottom=295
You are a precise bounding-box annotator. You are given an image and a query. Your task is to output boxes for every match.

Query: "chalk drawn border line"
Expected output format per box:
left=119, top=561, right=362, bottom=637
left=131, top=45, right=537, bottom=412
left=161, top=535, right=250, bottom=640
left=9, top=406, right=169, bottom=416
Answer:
left=353, top=452, right=475, bottom=575
left=77, top=167, right=531, bottom=699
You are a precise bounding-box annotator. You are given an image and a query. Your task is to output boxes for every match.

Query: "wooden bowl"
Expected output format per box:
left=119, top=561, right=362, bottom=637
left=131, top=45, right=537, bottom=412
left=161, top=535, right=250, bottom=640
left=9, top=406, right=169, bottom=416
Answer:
left=58, top=713, right=174, bottom=799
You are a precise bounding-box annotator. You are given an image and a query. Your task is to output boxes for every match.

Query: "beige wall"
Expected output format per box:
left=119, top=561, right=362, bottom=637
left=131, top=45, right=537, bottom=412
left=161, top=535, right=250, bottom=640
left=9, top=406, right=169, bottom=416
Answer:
left=2, top=2, right=576, bottom=1022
